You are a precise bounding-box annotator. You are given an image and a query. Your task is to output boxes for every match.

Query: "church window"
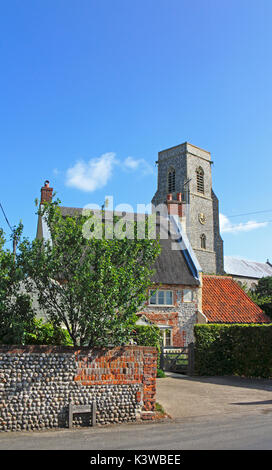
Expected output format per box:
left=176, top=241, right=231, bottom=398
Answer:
left=196, top=167, right=204, bottom=193
left=168, top=168, right=176, bottom=193
left=200, top=233, right=206, bottom=249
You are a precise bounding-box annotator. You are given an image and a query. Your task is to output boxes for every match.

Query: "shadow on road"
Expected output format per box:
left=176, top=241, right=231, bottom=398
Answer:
left=231, top=400, right=272, bottom=406
left=162, top=373, right=272, bottom=392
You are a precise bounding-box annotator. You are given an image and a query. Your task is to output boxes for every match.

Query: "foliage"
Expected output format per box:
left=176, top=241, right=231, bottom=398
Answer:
left=131, top=324, right=161, bottom=348
left=156, top=368, right=166, bottom=378
left=24, top=318, right=73, bottom=346
left=254, top=277, right=272, bottom=318
left=18, top=200, right=161, bottom=347
left=0, top=224, right=35, bottom=344
left=155, top=402, right=165, bottom=414
left=241, top=277, right=272, bottom=319
left=131, top=324, right=163, bottom=375
left=194, top=323, right=272, bottom=378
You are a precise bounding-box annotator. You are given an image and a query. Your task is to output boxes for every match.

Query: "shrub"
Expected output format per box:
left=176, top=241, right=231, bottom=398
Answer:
left=23, top=318, right=73, bottom=346
left=194, top=323, right=272, bottom=378
left=156, top=368, right=166, bottom=378
left=131, top=324, right=162, bottom=373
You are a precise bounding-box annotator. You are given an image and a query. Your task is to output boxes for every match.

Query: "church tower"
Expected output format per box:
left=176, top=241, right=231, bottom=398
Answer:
left=152, top=142, right=224, bottom=274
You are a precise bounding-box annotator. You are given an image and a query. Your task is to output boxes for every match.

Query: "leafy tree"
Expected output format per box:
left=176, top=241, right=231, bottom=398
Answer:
left=254, top=277, right=272, bottom=318
left=0, top=224, right=34, bottom=344
left=19, top=200, right=160, bottom=347
left=242, top=277, right=272, bottom=319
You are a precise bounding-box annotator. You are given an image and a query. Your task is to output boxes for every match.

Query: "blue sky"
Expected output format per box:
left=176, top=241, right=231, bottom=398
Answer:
left=0, top=0, right=272, bottom=262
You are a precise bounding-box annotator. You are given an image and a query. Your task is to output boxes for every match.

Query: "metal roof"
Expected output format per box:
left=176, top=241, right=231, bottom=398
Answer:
left=224, top=256, right=272, bottom=279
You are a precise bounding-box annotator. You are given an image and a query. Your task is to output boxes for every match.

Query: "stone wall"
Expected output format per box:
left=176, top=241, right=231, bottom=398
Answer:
left=139, top=284, right=199, bottom=346
left=0, top=345, right=157, bottom=432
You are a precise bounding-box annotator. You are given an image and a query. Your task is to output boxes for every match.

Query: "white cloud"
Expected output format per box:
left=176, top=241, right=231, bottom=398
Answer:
left=124, top=157, right=155, bottom=175
left=66, top=153, right=117, bottom=192
left=65, top=152, right=155, bottom=193
left=220, top=213, right=268, bottom=234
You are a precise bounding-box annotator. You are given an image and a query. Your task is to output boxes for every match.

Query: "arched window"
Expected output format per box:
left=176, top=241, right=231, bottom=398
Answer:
left=200, top=233, right=206, bottom=249
left=196, top=167, right=204, bottom=194
left=168, top=168, right=176, bottom=193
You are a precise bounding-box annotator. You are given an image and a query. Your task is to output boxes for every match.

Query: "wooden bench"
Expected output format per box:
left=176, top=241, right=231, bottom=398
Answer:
left=68, top=402, right=97, bottom=429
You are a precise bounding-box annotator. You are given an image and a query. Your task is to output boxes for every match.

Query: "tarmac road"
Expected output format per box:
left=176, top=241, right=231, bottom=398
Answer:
left=0, top=412, right=272, bottom=450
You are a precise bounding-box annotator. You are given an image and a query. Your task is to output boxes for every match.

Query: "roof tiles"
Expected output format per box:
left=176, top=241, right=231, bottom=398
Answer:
left=202, top=275, right=271, bottom=324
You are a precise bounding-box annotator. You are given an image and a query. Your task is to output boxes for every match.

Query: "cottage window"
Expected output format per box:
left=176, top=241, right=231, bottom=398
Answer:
left=200, top=233, right=206, bottom=249
left=168, top=168, right=176, bottom=194
left=196, top=167, right=204, bottom=194
left=183, top=289, right=194, bottom=302
left=149, top=290, right=173, bottom=306
left=160, top=328, right=172, bottom=347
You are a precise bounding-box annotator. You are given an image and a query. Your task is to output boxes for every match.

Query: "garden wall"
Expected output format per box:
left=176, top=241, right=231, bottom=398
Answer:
left=0, top=345, right=157, bottom=432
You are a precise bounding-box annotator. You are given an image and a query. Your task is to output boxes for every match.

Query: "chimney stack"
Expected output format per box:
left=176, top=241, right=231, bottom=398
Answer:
left=166, top=193, right=184, bottom=218
left=40, top=180, right=53, bottom=204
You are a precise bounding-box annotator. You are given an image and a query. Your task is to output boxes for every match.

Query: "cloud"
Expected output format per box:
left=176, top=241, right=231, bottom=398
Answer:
left=65, top=152, right=155, bottom=192
left=124, top=157, right=155, bottom=175
left=66, top=153, right=117, bottom=192
left=220, top=213, right=268, bottom=234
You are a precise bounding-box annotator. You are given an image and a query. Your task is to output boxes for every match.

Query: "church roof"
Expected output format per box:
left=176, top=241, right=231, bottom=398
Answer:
left=224, top=256, right=272, bottom=279
left=202, top=275, right=271, bottom=324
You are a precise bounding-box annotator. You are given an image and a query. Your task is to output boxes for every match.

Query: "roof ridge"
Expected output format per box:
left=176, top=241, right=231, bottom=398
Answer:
left=203, top=274, right=232, bottom=279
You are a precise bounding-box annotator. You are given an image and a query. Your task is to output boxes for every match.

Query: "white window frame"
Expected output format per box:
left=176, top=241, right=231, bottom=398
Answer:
left=159, top=326, right=173, bottom=347
left=183, top=289, right=194, bottom=303
left=149, top=289, right=174, bottom=306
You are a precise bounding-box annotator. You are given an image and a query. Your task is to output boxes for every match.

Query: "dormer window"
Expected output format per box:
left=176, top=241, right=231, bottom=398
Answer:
left=168, top=168, right=176, bottom=194
left=196, top=167, right=204, bottom=194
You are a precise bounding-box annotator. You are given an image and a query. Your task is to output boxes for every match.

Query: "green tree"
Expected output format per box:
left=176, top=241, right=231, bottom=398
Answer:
left=19, top=200, right=160, bottom=347
left=242, top=277, right=272, bottom=319
left=254, top=277, right=272, bottom=318
left=0, top=224, right=34, bottom=344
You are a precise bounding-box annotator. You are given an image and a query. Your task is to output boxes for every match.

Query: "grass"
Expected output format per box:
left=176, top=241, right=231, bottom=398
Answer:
left=155, top=402, right=165, bottom=415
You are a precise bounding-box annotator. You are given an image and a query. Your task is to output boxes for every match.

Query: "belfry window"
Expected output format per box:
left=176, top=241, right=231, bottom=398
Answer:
left=168, top=169, right=176, bottom=193
left=200, top=233, right=206, bottom=249
left=196, top=167, right=204, bottom=194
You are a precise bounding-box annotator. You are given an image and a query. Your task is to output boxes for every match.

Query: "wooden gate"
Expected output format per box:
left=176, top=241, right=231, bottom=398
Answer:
left=160, top=343, right=194, bottom=375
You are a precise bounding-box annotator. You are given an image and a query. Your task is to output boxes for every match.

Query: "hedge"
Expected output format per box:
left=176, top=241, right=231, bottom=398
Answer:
left=194, top=323, right=272, bottom=378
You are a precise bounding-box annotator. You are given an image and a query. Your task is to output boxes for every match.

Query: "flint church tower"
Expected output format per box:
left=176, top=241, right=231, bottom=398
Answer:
left=152, top=142, right=224, bottom=274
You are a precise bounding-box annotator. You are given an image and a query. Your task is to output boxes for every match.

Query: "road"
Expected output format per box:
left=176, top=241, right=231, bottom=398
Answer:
left=0, top=411, right=272, bottom=450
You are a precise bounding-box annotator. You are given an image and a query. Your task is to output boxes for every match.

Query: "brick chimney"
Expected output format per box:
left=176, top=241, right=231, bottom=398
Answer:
left=166, top=193, right=184, bottom=218
left=40, top=180, right=53, bottom=204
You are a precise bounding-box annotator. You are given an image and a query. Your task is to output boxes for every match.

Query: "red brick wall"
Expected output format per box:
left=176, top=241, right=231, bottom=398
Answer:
left=73, top=346, right=157, bottom=412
